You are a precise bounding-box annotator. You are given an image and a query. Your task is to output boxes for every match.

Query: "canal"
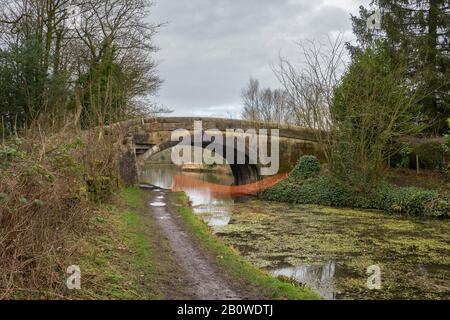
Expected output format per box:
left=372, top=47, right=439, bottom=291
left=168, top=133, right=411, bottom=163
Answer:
left=140, top=163, right=450, bottom=300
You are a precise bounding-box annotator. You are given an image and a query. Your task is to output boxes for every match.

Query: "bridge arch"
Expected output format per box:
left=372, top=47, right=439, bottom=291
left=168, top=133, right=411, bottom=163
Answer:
left=117, top=117, right=324, bottom=186
left=137, top=133, right=262, bottom=185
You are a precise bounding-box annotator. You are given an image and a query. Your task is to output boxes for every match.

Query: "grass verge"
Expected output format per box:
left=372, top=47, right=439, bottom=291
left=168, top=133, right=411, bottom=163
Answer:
left=71, top=187, right=163, bottom=299
left=172, top=192, right=321, bottom=300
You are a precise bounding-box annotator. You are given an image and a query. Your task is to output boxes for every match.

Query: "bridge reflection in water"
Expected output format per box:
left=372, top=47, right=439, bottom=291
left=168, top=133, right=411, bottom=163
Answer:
left=140, top=164, right=238, bottom=228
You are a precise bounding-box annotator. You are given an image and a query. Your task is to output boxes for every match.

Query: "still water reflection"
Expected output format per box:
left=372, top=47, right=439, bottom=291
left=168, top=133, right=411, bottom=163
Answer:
left=272, top=261, right=337, bottom=300
left=140, top=164, right=235, bottom=228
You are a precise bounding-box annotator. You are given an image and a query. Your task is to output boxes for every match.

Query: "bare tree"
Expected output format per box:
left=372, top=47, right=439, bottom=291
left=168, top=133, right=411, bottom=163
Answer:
left=241, top=78, right=292, bottom=125
left=241, top=78, right=260, bottom=122
left=0, top=0, right=163, bottom=130
left=274, top=34, right=347, bottom=161
left=274, top=34, right=426, bottom=187
left=73, top=0, right=163, bottom=126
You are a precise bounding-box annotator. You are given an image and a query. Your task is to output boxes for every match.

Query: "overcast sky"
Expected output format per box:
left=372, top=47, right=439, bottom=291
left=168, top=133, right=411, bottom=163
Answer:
left=149, top=0, right=370, bottom=117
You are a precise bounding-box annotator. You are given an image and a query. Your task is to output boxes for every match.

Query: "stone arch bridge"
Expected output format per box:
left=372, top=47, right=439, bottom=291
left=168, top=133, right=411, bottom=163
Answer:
left=115, top=117, right=323, bottom=186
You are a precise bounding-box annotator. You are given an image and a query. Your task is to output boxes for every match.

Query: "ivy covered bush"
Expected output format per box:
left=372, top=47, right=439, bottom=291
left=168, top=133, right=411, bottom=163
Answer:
left=263, top=156, right=449, bottom=218
left=290, top=155, right=321, bottom=180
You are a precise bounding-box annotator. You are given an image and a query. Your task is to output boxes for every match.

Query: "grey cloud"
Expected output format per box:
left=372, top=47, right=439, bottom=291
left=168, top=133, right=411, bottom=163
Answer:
left=149, top=0, right=369, bottom=117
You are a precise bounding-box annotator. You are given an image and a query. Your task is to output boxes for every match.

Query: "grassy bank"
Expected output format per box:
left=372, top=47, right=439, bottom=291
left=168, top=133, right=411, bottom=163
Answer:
left=171, top=192, right=321, bottom=300
left=70, top=188, right=165, bottom=299
left=73, top=187, right=196, bottom=300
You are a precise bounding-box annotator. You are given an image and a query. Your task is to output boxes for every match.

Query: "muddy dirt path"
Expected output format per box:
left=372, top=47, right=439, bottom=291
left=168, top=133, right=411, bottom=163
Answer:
left=146, top=187, right=242, bottom=300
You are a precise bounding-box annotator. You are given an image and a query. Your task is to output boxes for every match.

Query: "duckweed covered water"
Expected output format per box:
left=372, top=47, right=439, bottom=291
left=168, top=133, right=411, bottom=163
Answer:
left=213, top=200, right=450, bottom=300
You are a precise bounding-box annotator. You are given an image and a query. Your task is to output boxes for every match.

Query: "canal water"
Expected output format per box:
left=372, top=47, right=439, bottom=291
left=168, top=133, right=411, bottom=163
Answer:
left=140, top=163, right=450, bottom=300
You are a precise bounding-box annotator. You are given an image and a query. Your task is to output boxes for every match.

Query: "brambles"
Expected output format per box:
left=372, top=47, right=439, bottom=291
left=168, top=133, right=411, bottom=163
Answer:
left=0, top=139, right=27, bottom=165
left=0, top=127, right=121, bottom=298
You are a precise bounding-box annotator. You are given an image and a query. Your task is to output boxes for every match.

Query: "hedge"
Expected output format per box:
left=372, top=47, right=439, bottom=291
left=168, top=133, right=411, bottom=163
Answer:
left=262, top=156, right=449, bottom=218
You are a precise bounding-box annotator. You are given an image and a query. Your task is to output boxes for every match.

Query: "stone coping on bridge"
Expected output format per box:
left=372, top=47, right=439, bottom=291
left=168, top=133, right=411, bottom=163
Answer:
left=138, top=117, right=325, bottom=143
